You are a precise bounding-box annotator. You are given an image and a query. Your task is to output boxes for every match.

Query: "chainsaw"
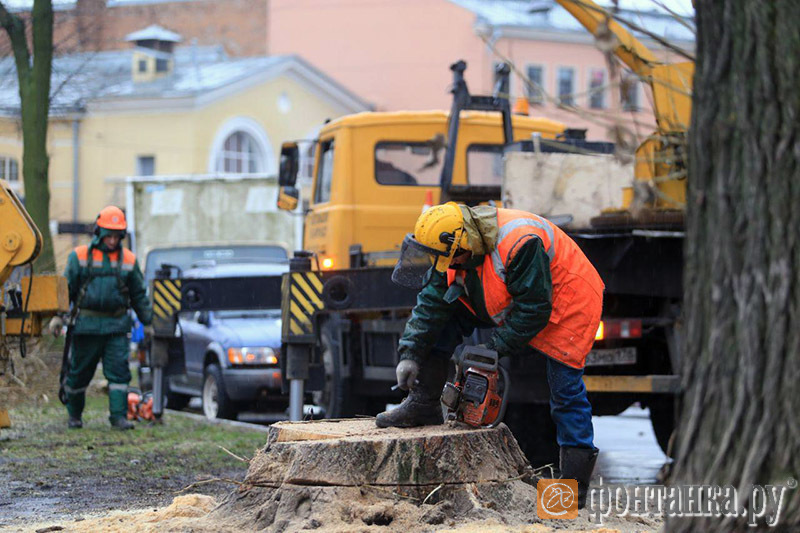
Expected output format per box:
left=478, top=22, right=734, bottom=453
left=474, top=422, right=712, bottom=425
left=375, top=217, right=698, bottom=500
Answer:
left=441, top=345, right=510, bottom=428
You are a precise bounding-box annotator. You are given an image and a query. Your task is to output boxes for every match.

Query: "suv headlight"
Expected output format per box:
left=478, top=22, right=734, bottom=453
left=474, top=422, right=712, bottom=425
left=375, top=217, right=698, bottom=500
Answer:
left=227, top=347, right=278, bottom=365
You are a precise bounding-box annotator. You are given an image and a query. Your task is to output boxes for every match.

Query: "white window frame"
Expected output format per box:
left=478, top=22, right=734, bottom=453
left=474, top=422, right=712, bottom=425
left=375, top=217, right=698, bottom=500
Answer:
left=525, top=63, right=546, bottom=105
left=557, top=66, right=576, bottom=107
left=136, top=155, right=155, bottom=176
left=587, top=67, right=607, bottom=109
left=207, top=116, right=275, bottom=175
left=0, top=155, right=20, bottom=192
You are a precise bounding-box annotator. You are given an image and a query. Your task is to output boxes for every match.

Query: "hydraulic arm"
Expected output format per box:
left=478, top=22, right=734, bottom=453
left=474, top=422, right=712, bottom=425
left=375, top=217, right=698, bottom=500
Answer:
left=556, top=0, right=694, bottom=211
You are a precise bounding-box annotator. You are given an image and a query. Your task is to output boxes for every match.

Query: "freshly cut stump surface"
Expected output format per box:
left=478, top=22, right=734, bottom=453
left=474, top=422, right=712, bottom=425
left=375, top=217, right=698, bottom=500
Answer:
left=213, top=419, right=546, bottom=532
left=246, top=418, right=533, bottom=487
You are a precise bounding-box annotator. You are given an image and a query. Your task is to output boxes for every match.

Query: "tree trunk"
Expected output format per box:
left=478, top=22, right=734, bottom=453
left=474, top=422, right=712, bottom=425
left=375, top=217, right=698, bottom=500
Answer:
left=0, top=0, right=55, bottom=272
left=668, top=2, right=800, bottom=531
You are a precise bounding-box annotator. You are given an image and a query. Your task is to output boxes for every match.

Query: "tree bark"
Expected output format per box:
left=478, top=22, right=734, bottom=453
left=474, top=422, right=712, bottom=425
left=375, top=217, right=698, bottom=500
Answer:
left=0, top=0, right=55, bottom=272
left=668, top=1, right=800, bottom=531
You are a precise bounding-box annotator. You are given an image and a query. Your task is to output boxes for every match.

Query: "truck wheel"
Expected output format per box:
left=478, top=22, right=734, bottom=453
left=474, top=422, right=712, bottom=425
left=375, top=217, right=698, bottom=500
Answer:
left=504, top=403, right=560, bottom=469
left=648, top=398, right=675, bottom=457
left=202, top=364, right=238, bottom=420
left=312, top=321, right=362, bottom=418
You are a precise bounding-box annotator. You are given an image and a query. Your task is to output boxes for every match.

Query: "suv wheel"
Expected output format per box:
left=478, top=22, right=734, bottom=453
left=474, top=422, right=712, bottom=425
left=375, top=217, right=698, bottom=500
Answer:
left=202, top=364, right=237, bottom=420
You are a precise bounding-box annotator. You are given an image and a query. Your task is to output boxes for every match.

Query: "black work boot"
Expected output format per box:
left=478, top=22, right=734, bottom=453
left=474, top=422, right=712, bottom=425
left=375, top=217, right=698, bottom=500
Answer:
left=375, top=357, right=449, bottom=428
left=68, top=417, right=83, bottom=429
left=110, top=417, right=135, bottom=431
left=560, top=446, right=598, bottom=509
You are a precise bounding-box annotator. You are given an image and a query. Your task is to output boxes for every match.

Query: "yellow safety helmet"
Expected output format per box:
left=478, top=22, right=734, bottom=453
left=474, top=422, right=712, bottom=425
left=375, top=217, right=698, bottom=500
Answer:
left=413, top=202, right=469, bottom=272
left=392, top=202, right=469, bottom=290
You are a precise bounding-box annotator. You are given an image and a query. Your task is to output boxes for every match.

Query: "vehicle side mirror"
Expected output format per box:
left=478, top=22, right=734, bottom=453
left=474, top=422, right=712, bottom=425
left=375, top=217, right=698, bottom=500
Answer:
left=277, top=186, right=299, bottom=211
left=197, top=311, right=211, bottom=326
left=278, top=142, right=299, bottom=187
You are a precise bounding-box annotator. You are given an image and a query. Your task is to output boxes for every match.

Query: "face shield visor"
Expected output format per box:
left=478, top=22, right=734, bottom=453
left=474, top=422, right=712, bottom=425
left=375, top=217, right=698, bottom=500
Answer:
left=391, top=233, right=451, bottom=290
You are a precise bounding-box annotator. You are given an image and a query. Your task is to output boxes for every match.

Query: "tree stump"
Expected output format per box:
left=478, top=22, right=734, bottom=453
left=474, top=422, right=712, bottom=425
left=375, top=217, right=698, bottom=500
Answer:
left=214, top=419, right=543, bottom=532
left=245, top=419, right=533, bottom=489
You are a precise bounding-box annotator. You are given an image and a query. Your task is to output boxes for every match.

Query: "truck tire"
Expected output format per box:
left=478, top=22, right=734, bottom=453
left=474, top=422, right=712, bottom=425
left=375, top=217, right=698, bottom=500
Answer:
left=202, top=364, right=238, bottom=420
left=503, top=403, right=560, bottom=469
left=648, top=398, right=675, bottom=457
left=312, top=320, right=362, bottom=418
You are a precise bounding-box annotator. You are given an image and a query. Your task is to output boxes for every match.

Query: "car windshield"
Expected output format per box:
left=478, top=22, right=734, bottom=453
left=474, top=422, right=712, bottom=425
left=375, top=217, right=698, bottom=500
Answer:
left=144, top=245, right=288, bottom=282
left=215, top=309, right=281, bottom=319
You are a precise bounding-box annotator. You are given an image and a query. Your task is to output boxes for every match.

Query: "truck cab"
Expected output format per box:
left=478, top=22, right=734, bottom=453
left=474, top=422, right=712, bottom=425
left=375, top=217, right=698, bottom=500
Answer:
left=284, top=110, right=564, bottom=270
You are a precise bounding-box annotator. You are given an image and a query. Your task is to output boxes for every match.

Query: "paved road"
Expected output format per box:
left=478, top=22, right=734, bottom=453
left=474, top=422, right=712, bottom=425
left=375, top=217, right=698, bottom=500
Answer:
left=593, top=406, right=670, bottom=484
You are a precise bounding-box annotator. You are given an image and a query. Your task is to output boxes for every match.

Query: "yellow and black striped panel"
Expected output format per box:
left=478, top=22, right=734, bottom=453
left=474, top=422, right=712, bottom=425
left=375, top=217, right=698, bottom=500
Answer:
left=152, top=279, right=182, bottom=320
left=284, top=271, right=324, bottom=336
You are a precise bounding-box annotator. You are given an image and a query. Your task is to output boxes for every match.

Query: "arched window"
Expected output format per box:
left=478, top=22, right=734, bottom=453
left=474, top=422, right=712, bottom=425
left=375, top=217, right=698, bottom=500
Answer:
left=216, top=131, right=265, bottom=173
left=207, top=117, right=275, bottom=175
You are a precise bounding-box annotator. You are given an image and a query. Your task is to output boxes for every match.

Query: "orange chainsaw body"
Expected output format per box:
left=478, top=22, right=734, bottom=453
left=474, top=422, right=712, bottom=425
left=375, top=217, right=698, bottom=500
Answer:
left=441, top=345, right=510, bottom=428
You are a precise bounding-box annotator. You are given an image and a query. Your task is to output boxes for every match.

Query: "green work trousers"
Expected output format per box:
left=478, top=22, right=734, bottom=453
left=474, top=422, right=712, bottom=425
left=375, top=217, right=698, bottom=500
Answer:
left=65, top=334, right=131, bottom=422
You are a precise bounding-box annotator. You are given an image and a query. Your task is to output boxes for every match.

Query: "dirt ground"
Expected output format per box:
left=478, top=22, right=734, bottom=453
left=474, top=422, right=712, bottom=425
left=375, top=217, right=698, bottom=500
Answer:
left=0, top=341, right=266, bottom=531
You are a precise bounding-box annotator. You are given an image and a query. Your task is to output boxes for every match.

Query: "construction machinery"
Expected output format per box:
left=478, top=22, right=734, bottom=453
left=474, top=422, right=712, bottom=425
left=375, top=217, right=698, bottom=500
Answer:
left=0, top=179, right=69, bottom=427
left=555, top=0, right=693, bottom=214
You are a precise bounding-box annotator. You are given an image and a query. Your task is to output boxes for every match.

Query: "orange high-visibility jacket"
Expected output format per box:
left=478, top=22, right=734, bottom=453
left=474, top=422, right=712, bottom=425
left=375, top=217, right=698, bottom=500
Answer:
left=447, top=208, right=604, bottom=369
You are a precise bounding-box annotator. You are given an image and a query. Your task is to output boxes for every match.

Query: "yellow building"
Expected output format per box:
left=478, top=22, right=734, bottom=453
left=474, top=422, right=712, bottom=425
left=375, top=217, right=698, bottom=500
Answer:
left=0, top=25, right=371, bottom=267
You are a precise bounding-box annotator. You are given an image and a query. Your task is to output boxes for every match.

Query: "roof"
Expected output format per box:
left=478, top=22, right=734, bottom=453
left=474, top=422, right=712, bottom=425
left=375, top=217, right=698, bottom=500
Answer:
left=4, top=0, right=204, bottom=11
left=0, top=47, right=372, bottom=116
left=322, top=109, right=564, bottom=135
left=124, top=24, right=183, bottom=43
left=448, top=0, right=695, bottom=43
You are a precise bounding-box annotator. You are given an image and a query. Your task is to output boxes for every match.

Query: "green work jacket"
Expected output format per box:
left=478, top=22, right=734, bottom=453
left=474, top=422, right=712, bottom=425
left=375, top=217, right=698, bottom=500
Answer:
left=64, top=234, right=152, bottom=335
left=398, top=238, right=553, bottom=364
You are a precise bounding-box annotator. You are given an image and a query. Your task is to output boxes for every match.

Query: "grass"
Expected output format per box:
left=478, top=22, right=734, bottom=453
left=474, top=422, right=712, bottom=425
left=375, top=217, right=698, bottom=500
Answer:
left=3, top=395, right=266, bottom=478
left=0, top=392, right=269, bottom=523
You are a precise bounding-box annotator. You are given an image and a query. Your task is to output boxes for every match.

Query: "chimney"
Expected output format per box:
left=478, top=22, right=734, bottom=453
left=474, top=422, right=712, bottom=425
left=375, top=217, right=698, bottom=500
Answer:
left=124, top=25, right=182, bottom=83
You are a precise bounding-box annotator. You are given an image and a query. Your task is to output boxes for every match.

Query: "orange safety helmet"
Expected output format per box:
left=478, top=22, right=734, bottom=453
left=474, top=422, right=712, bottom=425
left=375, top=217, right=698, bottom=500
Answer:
left=95, top=205, right=127, bottom=232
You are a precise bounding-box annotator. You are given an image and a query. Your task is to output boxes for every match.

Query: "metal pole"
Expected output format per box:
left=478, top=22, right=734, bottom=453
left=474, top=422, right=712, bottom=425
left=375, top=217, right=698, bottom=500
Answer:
left=152, top=366, right=164, bottom=416
left=71, top=118, right=80, bottom=247
left=289, top=379, right=304, bottom=421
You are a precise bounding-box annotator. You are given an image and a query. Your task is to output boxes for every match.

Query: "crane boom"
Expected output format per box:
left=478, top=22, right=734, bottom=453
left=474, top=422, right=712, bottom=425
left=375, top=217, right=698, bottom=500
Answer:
left=556, top=0, right=660, bottom=78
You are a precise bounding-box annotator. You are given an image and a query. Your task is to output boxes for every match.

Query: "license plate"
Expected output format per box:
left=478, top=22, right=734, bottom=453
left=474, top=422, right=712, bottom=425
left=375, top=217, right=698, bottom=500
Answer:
left=585, top=347, right=637, bottom=366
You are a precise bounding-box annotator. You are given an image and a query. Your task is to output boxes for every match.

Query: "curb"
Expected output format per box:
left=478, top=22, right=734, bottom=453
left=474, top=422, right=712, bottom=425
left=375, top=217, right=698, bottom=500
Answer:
left=164, top=408, right=270, bottom=433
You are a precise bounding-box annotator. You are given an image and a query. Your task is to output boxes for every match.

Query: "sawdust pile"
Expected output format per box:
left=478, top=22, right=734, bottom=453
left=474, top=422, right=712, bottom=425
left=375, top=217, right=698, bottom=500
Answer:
left=28, top=490, right=655, bottom=533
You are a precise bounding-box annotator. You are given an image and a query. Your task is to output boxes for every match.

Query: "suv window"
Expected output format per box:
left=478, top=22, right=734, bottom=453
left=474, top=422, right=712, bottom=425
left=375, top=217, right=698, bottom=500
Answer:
left=466, top=144, right=504, bottom=186
left=375, top=142, right=444, bottom=186
left=314, top=140, right=334, bottom=203
left=144, top=245, right=288, bottom=283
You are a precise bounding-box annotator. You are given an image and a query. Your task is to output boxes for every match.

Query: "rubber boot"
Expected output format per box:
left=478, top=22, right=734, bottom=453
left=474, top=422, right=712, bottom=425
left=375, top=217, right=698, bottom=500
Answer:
left=111, top=417, right=135, bottom=430
left=560, top=446, right=598, bottom=509
left=375, top=356, right=449, bottom=428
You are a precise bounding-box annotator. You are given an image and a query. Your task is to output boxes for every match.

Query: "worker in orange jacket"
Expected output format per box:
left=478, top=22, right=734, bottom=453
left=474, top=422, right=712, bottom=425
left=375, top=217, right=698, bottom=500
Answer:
left=379, top=202, right=604, bottom=508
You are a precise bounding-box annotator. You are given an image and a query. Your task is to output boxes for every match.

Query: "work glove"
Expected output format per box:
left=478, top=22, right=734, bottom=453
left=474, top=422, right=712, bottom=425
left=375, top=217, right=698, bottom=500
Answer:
left=143, top=325, right=155, bottom=338
left=395, top=359, right=420, bottom=391
left=48, top=316, right=65, bottom=337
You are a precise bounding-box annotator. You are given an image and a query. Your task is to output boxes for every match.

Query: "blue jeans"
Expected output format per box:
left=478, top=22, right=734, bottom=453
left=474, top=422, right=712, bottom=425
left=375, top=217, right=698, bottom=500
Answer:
left=547, top=357, right=595, bottom=449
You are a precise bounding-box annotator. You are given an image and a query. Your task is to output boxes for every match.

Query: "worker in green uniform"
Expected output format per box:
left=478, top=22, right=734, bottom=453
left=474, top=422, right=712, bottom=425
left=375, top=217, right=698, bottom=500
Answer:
left=49, top=206, right=152, bottom=430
